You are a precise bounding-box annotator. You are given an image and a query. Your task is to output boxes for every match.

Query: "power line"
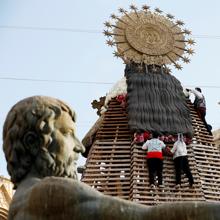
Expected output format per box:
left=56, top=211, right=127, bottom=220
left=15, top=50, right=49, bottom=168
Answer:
left=193, top=35, right=220, bottom=40
left=185, top=85, right=220, bottom=89
left=0, top=76, right=113, bottom=85
left=0, top=25, right=100, bottom=34
left=0, top=76, right=219, bottom=89
left=0, top=25, right=220, bottom=39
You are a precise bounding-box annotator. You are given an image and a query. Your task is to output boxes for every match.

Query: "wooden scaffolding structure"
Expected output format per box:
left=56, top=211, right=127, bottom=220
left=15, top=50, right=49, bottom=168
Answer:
left=81, top=98, right=220, bottom=205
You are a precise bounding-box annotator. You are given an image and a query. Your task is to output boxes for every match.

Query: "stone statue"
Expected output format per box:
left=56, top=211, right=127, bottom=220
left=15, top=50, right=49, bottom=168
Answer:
left=3, top=96, right=220, bottom=220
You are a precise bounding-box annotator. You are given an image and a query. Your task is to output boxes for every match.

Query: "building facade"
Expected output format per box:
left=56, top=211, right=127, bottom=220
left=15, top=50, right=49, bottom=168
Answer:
left=213, top=129, right=220, bottom=149
left=0, top=176, right=13, bottom=220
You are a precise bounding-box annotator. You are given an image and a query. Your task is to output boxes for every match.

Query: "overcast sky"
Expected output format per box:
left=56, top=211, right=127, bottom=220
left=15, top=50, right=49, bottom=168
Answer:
left=0, top=0, right=220, bottom=177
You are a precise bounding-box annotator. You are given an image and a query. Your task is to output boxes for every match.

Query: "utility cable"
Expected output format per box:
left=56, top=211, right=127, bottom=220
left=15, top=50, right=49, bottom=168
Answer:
left=0, top=76, right=219, bottom=89
left=0, top=76, right=113, bottom=85
left=0, top=25, right=220, bottom=39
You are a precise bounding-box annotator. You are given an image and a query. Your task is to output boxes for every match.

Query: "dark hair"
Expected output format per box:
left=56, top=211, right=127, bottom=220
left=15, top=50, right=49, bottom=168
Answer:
left=152, top=131, right=160, bottom=138
left=195, top=87, right=202, bottom=93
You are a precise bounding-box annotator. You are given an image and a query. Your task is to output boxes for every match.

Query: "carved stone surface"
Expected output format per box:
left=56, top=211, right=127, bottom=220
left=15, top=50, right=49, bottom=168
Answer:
left=124, top=14, right=175, bottom=56
left=3, top=96, right=220, bottom=220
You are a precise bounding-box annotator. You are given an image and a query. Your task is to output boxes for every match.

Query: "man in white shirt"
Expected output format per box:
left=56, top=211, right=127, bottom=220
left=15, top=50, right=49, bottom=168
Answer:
left=171, top=134, right=194, bottom=187
left=189, top=87, right=206, bottom=119
left=142, top=131, right=166, bottom=187
left=188, top=87, right=212, bottom=135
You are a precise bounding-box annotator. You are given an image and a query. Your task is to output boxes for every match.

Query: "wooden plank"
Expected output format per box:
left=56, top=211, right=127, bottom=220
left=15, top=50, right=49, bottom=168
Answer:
left=86, top=163, right=131, bottom=168
left=83, top=177, right=130, bottom=181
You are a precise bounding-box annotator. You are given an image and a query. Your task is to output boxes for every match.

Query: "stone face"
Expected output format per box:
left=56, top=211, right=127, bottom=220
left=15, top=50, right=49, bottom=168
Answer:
left=3, top=96, right=85, bottom=187
left=3, top=96, right=220, bottom=220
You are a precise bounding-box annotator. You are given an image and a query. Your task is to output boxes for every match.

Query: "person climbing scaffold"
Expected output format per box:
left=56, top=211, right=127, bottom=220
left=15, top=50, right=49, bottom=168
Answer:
left=187, top=87, right=212, bottom=135
left=142, top=131, right=166, bottom=188
left=171, top=133, right=194, bottom=188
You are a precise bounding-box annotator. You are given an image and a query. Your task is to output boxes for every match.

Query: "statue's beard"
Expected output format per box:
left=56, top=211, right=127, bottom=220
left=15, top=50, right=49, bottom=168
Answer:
left=34, top=149, right=78, bottom=180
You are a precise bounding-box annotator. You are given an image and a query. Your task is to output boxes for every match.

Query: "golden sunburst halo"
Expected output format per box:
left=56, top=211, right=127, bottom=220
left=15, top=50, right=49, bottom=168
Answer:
left=103, top=4, right=195, bottom=71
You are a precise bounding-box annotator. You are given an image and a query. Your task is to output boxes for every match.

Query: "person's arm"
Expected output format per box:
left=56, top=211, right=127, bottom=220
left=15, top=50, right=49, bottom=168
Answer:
left=183, top=88, right=190, bottom=98
left=142, top=140, right=149, bottom=150
left=171, top=143, right=177, bottom=154
left=161, top=141, right=166, bottom=149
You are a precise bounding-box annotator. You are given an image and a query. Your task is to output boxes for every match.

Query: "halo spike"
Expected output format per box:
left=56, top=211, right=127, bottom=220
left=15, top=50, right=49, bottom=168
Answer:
left=172, top=20, right=185, bottom=28
left=187, top=39, right=196, bottom=45
left=172, top=51, right=191, bottom=63
left=174, top=63, right=183, bottom=70
left=176, top=20, right=185, bottom=26
left=164, top=65, right=172, bottom=74
left=113, top=51, right=122, bottom=58
left=187, top=48, right=195, bottom=55
left=110, top=13, right=117, bottom=19
left=174, top=46, right=189, bottom=52
left=166, top=13, right=175, bottom=19
left=118, top=7, right=126, bottom=13
left=104, top=21, right=112, bottom=28
left=114, top=41, right=127, bottom=45
left=182, top=57, right=190, bottom=63
left=119, top=7, right=136, bottom=23
left=184, top=29, right=192, bottom=35
left=174, top=29, right=192, bottom=35
left=130, top=4, right=139, bottom=18
left=112, top=15, right=129, bottom=25
left=142, top=5, right=150, bottom=12
left=103, top=30, right=112, bottom=37
left=106, top=39, right=115, bottom=47
left=155, top=7, right=163, bottom=14
left=130, top=4, right=138, bottom=10
left=103, top=30, right=124, bottom=37
left=166, top=54, right=182, bottom=70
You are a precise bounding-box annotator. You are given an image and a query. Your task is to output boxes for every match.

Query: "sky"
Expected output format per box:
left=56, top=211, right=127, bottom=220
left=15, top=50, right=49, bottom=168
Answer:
left=0, top=0, right=220, bottom=177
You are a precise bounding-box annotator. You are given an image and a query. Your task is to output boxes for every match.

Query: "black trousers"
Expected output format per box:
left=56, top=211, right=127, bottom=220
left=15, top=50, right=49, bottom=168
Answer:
left=196, top=107, right=212, bottom=135
left=147, top=158, right=163, bottom=185
left=174, top=156, right=194, bottom=185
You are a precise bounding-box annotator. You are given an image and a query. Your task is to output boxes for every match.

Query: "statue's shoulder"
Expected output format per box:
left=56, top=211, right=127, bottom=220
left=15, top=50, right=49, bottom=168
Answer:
left=9, top=177, right=102, bottom=220
left=35, top=177, right=102, bottom=198
left=28, top=177, right=102, bottom=208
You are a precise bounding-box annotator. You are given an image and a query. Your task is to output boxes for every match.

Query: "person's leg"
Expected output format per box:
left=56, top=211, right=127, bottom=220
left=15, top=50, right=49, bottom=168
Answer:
left=147, top=159, right=156, bottom=185
left=182, top=156, right=194, bottom=186
left=174, top=157, right=182, bottom=185
left=157, top=159, right=163, bottom=186
left=196, top=108, right=202, bottom=119
left=198, top=107, right=212, bottom=135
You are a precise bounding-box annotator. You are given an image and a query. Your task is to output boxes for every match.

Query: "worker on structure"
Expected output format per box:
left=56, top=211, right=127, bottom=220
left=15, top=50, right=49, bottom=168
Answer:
left=142, top=131, right=166, bottom=188
left=187, top=87, right=212, bottom=135
left=171, top=133, right=194, bottom=188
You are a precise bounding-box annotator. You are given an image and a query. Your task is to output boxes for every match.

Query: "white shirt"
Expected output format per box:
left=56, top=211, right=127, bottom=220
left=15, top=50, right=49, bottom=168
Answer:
left=171, top=140, right=187, bottom=159
left=142, top=138, right=165, bottom=152
left=190, top=89, right=204, bottom=99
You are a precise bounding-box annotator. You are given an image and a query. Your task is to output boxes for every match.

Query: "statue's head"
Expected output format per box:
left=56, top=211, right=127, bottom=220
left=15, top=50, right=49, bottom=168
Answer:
left=3, top=96, right=85, bottom=188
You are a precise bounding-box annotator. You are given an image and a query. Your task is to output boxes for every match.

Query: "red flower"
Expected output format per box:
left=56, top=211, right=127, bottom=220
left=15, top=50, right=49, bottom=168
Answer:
left=143, top=131, right=151, bottom=140
left=116, top=94, right=127, bottom=108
